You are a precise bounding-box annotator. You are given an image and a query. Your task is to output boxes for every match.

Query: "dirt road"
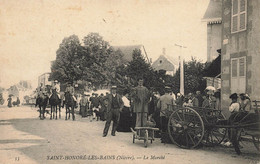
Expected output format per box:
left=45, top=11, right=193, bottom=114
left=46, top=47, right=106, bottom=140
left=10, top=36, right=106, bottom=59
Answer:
left=0, top=105, right=259, bottom=164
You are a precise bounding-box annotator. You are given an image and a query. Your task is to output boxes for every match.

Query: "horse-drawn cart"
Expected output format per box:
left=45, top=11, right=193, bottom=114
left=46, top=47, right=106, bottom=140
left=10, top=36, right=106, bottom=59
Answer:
left=167, top=103, right=260, bottom=154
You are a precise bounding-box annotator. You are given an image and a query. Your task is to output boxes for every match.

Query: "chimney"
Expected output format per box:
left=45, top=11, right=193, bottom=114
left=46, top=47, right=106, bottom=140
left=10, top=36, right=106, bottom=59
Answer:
left=162, top=48, right=166, bottom=55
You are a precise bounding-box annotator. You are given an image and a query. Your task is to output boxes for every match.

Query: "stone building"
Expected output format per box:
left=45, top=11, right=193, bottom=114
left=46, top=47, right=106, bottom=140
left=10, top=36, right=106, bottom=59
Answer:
left=38, top=72, right=51, bottom=87
left=221, top=0, right=260, bottom=115
left=151, top=48, right=179, bottom=76
left=203, top=0, right=223, bottom=62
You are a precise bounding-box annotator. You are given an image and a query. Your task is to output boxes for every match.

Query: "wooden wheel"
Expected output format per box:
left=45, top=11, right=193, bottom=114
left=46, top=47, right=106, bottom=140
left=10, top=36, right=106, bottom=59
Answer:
left=168, top=107, right=204, bottom=149
left=252, top=136, right=260, bottom=151
left=205, top=113, right=227, bottom=145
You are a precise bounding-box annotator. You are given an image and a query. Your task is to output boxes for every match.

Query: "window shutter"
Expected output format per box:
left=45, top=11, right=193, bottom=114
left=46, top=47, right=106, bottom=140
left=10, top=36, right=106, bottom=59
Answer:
left=239, top=0, right=246, bottom=30
left=239, top=58, right=245, bottom=76
left=232, top=0, right=247, bottom=33
left=232, top=59, right=238, bottom=77
left=233, top=0, right=239, bottom=14
left=232, top=16, right=238, bottom=32
left=239, top=13, right=246, bottom=30
left=240, top=0, right=246, bottom=12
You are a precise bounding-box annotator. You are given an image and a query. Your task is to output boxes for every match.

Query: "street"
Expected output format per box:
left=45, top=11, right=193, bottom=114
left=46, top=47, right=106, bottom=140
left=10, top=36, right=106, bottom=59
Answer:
left=0, top=105, right=259, bottom=164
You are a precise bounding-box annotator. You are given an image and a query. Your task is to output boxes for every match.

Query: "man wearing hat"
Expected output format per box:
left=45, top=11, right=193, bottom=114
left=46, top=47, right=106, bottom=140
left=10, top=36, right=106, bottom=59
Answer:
left=89, top=93, right=100, bottom=121
left=80, top=94, right=89, bottom=117
left=157, top=86, right=175, bottom=143
left=132, top=78, right=151, bottom=127
left=65, top=82, right=76, bottom=102
left=103, top=86, right=123, bottom=137
left=50, top=80, right=60, bottom=99
left=37, top=83, right=46, bottom=98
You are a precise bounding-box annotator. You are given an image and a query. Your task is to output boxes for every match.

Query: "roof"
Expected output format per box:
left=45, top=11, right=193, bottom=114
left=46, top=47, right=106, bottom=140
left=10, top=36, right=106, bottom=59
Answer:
left=152, top=55, right=178, bottom=72
left=202, top=0, right=222, bottom=24
left=164, top=55, right=179, bottom=66
left=112, top=45, right=143, bottom=62
left=203, top=54, right=221, bottom=77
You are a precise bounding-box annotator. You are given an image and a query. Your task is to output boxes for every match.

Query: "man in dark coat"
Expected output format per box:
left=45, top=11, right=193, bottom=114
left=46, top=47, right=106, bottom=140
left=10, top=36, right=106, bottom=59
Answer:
left=103, top=86, right=123, bottom=137
left=132, top=78, right=151, bottom=127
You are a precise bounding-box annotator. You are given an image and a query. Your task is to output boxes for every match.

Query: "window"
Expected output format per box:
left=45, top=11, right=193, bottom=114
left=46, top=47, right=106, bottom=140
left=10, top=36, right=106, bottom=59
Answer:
left=231, top=0, right=247, bottom=33
left=231, top=57, right=246, bottom=93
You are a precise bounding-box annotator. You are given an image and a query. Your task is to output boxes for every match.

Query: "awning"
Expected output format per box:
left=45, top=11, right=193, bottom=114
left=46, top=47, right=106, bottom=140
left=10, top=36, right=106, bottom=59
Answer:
left=203, top=54, right=221, bottom=78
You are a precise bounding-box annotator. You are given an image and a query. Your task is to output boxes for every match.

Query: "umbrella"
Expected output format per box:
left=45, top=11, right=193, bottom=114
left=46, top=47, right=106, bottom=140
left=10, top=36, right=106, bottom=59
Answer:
left=205, top=86, right=216, bottom=91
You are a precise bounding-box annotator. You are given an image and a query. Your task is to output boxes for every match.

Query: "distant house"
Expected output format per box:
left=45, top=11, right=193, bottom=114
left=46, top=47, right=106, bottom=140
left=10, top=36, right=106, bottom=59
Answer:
left=7, top=80, right=33, bottom=103
left=38, top=72, right=51, bottom=87
left=202, top=0, right=222, bottom=62
left=7, top=85, right=19, bottom=97
left=152, top=48, right=179, bottom=76
left=112, top=45, right=150, bottom=63
left=220, top=0, right=260, bottom=114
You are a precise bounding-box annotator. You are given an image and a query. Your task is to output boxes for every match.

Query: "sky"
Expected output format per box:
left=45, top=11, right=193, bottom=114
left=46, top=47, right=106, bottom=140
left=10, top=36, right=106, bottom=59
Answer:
left=0, top=0, right=209, bottom=89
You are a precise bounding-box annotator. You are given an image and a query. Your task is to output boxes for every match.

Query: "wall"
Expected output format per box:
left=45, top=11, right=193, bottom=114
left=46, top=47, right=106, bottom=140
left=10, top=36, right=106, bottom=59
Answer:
left=248, top=0, right=260, bottom=101
left=152, top=55, right=175, bottom=72
left=207, top=23, right=222, bottom=62
left=38, top=73, right=51, bottom=87
left=221, top=0, right=260, bottom=117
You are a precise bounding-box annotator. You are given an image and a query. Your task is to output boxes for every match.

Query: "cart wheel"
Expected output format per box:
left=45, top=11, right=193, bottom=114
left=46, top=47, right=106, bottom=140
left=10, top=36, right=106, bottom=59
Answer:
left=205, top=113, right=227, bottom=145
left=144, top=130, right=148, bottom=148
left=133, top=134, right=135, bottom=143
left=203, top=127, right=227, bottom=146
left=252, top=136, right=260, bottom=151
left=168, top=106, right=204, bottom=149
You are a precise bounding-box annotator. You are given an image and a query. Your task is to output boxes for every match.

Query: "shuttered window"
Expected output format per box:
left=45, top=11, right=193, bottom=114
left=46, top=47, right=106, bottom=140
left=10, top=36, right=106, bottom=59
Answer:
left=232, top=60, right=238, bottom=77
left=231, top=0, right=247, bottom=33
left=239, top=58, right=245, bottom=76
left=231, top=57, right=246, bottom=94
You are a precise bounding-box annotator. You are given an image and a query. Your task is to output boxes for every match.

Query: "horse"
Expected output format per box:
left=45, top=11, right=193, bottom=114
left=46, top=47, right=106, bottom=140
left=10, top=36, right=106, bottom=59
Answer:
left=64, top=92, right=76, bottom=121
left=35, top=95, right=49, bottom=120
left=49, top=89, right=61, bottom=120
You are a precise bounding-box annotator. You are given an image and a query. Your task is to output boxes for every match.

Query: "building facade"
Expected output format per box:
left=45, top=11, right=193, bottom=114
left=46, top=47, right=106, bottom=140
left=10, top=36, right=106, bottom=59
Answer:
left=221, top=0, right=260, bottom=115
left=203, top=0, right=223, bottom=62
left=151, top=48, right=179, bottom=76
left=38, top=72, right=51, bottom=87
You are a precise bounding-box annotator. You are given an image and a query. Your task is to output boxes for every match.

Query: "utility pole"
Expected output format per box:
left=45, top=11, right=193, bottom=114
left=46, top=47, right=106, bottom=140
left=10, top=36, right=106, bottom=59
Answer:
left=175, top=44, right=187, bottom=95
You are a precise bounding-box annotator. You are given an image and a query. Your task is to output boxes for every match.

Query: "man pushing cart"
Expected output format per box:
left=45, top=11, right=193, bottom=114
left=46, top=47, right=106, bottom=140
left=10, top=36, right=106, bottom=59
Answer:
left=131, top=78, right=159, bottom=147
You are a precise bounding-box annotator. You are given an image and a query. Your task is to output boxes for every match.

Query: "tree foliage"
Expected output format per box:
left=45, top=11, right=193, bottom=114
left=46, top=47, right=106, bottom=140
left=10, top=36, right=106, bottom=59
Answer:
left=172, top=57, right=207, bottom=94
left=50, top=33, right=124, bottom=88
left=50, top=33, right=207, bottom=95
left=50, top=35, right=91, bottom=83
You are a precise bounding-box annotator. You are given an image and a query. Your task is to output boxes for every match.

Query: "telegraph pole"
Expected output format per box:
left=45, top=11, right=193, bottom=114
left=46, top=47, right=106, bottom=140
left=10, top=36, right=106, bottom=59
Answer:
left=175, top=44, right=187, bottom=95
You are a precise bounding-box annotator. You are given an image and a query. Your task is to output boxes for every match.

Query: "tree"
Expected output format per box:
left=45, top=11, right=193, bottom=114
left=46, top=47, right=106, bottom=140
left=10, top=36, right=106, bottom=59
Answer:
left=50, top=33, right=117, bottom=88
left=172, top=57, right=207, bottom=94
left=50, top=35, right=94, bottom=83
left=123, top=49, right=164, bottom=91
left=82, top=33, right=112, bottom=88
left=104, top=49, right=126, bottom=85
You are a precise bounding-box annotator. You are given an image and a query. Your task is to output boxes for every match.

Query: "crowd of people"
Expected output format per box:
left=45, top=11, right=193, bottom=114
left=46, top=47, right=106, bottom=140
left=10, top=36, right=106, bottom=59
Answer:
left=36, top=78, right=253, bottom=144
